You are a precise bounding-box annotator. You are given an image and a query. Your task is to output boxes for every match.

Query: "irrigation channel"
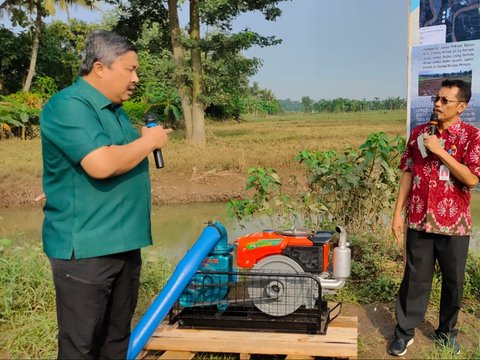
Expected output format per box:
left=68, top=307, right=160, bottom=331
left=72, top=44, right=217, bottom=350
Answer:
left=1, top=194, right=480, bottom=259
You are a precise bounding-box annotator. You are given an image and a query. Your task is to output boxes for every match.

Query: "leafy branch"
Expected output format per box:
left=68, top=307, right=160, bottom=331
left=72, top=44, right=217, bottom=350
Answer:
left=228, top=131, right=406, bottom=234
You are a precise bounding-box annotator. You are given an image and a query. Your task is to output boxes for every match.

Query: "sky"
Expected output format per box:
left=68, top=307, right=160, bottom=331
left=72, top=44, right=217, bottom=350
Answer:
left=1, top=0, right=409, bottom=101
left=231, top=0, right=408, bottom=101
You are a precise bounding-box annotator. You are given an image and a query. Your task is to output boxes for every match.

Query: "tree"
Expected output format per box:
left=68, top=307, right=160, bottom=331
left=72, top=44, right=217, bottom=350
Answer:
left=0, top=0, right=97, bottom=92
left=36, top=20, right=97, bottom=89
left=188, top=0, right=205, bottom=144
left=0, top=26, right=31, bottom=94
left=278, top=98, right=302, bottom=112
left=0, top=20, right=98, bottom=95
left=243, top=82, right=280, bottom=115
left=201, top=34, right=267, bottom=119
left=110, top=0, right=288, bottom=145
left=301, top=95, right=313, bottom=113
left=166, top=0, right=194, bottom=141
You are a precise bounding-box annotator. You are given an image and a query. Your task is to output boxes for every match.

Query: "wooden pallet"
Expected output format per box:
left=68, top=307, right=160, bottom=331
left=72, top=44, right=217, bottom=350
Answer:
left=144, top=316, right=358, bottom=359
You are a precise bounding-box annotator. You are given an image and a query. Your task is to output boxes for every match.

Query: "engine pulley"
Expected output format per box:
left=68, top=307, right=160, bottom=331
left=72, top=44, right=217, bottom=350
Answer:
left=247, top=255, right=307, bottom=317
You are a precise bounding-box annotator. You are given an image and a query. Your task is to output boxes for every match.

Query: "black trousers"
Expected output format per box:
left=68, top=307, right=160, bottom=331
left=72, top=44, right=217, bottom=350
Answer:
left=49, top=250, right=142, bottom=360
left=394, top=229, right=469, bottom=340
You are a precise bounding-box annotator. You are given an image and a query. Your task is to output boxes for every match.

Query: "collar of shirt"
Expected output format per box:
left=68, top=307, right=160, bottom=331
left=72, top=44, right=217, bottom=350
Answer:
left=441, top=117, right=461, bottom=136
left=75, top=77, right=121, bottom=111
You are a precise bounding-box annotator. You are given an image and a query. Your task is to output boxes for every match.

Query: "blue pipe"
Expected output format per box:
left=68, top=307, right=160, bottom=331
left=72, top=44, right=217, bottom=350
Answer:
left=127, top=222, right=227, bottom=359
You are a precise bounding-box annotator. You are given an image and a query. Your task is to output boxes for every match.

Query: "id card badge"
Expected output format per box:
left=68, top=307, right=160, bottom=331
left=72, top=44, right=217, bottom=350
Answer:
left=439, top=165, right=450, bottom=181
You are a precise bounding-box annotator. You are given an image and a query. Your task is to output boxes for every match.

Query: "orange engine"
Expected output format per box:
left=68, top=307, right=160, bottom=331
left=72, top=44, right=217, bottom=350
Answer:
left=234, top=229, right=333, bottom=273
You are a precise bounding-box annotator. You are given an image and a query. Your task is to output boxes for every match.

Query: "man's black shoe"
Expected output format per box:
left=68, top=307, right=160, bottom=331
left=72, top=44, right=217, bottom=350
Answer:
left=434, top=333, right=460, bottom=355
left=388, top=337, right=414, bottom=356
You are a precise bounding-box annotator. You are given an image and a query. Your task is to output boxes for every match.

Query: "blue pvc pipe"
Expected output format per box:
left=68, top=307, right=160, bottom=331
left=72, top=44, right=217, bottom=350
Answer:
left=127, top=222, right=225, bottom=359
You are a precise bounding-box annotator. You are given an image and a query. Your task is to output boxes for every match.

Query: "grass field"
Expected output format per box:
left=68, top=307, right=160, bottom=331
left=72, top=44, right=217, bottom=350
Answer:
left=2, top=111, right=407, bottom=176
left=0, top=110, right=406, bottom=206
left=177, top=110, right=406, bottom=172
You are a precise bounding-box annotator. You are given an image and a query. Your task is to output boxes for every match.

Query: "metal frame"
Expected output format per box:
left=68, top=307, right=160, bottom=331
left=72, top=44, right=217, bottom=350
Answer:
left=169, top=270, right=342, bottom=335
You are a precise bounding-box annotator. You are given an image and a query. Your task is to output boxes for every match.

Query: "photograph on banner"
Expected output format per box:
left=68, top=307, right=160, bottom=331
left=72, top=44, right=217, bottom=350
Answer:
left=408, top=0, right=480, bottom=132
left=419, top=0, right=480, bottom=45
left=409, top=41, right=480, bottom=131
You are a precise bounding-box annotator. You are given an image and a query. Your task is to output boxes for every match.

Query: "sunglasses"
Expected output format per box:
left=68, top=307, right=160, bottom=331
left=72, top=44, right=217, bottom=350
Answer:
left=431, top=95, right=464, bottom=105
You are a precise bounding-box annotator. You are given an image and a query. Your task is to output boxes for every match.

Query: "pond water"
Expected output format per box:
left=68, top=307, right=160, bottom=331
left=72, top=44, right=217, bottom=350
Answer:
left=0, top=202, right=252, bottom=261
left=1, top=193, right=479, bottom=260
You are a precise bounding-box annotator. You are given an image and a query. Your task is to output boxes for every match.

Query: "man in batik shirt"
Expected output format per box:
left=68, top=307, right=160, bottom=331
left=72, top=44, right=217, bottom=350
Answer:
left=388, top=79, right=480, bottom=357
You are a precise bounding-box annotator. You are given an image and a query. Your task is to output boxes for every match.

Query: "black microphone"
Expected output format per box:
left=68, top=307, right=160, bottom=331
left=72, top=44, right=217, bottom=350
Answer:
left=144, top=112, right=165, bottom=169
left=429, top=113, right=438, bottom=135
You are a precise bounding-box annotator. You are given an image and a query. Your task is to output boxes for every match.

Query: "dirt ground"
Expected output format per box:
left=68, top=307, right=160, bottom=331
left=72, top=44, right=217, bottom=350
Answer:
left=0, top=169, right=248, bottom=207
left=149, top=170, right=248, bottom=205
left=342, top=302, right=478, bottom=359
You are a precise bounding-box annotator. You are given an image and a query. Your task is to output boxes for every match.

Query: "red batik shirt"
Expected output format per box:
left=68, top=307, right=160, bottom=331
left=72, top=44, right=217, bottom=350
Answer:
left=399, top=119, right=480, bottom=236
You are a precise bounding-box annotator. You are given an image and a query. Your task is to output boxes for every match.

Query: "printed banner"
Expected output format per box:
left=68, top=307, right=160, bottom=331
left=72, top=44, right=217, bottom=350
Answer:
left=408, top=0, right=480, bottom=133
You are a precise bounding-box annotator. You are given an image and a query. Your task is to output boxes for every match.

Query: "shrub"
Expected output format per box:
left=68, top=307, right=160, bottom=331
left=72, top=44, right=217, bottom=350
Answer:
left=295, top=131, right=405, bottom=232
left=464, top=253, right=480, bottom=300
left=228, top=131, right=406, bottom=233
left=123, top=100, right=149, bottom=125
left=31, top=75, right=58, bottom=100
left=332, top=233, right=403, bottom=304
left=0, top=92, right=43, bottom=139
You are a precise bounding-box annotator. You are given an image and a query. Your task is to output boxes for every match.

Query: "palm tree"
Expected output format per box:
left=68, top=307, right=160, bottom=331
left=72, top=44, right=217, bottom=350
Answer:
left=259, top=88, right=275, bottom=101
left=250, top=82, right=261, bottom=98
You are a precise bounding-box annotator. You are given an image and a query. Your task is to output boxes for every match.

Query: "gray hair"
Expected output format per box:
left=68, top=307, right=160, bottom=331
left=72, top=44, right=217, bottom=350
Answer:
left=79, top=30, right=136, bottom=76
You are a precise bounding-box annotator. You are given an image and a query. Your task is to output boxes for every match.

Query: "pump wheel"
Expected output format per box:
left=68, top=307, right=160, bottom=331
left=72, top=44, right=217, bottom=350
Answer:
left=247, top=255, right=306, bottom=316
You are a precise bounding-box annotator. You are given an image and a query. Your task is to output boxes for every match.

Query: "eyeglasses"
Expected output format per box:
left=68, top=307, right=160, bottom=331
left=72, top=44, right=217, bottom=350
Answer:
left=431, top=95, right=464, bottom=105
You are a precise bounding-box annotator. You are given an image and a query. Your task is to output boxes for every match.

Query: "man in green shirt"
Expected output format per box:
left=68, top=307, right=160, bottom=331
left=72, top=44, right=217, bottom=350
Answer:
left=40, top=30, right=171, bottom=359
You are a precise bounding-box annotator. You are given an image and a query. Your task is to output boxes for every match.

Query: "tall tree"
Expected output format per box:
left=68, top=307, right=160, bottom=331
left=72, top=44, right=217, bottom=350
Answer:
left=167, top=0, right=193, bottom=141
left=0, top=0, right=96, bottom=92
left=188, top=0, right=204, bottom=144
left=301, top=96, right=312, bottom=113
left=111, top=0, right=287, bottom=145
left=36, top=20, right=97, bottom=89
left=0, top=26, right=31, bottom=94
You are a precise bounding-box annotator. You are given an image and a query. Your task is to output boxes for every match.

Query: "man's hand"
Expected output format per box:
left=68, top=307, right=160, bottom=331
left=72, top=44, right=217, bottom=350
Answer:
left=391, top=213, right=405, bottom=245
left=423, top=133, right=479, bottom=188
left=423, top=134, right=443, bottom=155
left=391, top=172, right=412, bottom=245
left=35, top=193, right=46, bottom=202
left=141, top=125, right=173, bottom=151
left=81, top=126, right=173, bottom=179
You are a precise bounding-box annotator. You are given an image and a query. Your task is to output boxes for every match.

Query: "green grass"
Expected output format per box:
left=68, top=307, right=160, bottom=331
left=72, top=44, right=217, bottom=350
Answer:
left=0, top=239, right=173, bottom=359
left=0, top=241, right=57, bottom=358
left=421, top=334, right=480, bottom=359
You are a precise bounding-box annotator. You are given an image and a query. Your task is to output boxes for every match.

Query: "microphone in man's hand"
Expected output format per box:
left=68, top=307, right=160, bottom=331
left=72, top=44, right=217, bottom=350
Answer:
left=429, top=113, right=438, bottom=135
left=144, top=112, right=165, bottom=169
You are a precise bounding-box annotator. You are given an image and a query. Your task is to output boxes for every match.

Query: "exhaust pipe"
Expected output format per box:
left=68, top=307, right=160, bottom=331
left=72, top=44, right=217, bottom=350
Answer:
left=333, top=226, right=351, bottom=280
left=320, top=278, right=345, bottom=290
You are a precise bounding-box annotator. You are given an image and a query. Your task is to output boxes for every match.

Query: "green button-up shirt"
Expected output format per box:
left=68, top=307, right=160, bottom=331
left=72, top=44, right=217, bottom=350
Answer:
left=40, top=77, right=152, bottom=259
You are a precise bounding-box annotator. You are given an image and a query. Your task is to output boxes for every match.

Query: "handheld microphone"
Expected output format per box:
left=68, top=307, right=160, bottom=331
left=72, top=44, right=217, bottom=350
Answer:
left=429, top=113, right=438, bottom=135
left=144, top=112, right=165, bottom=169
